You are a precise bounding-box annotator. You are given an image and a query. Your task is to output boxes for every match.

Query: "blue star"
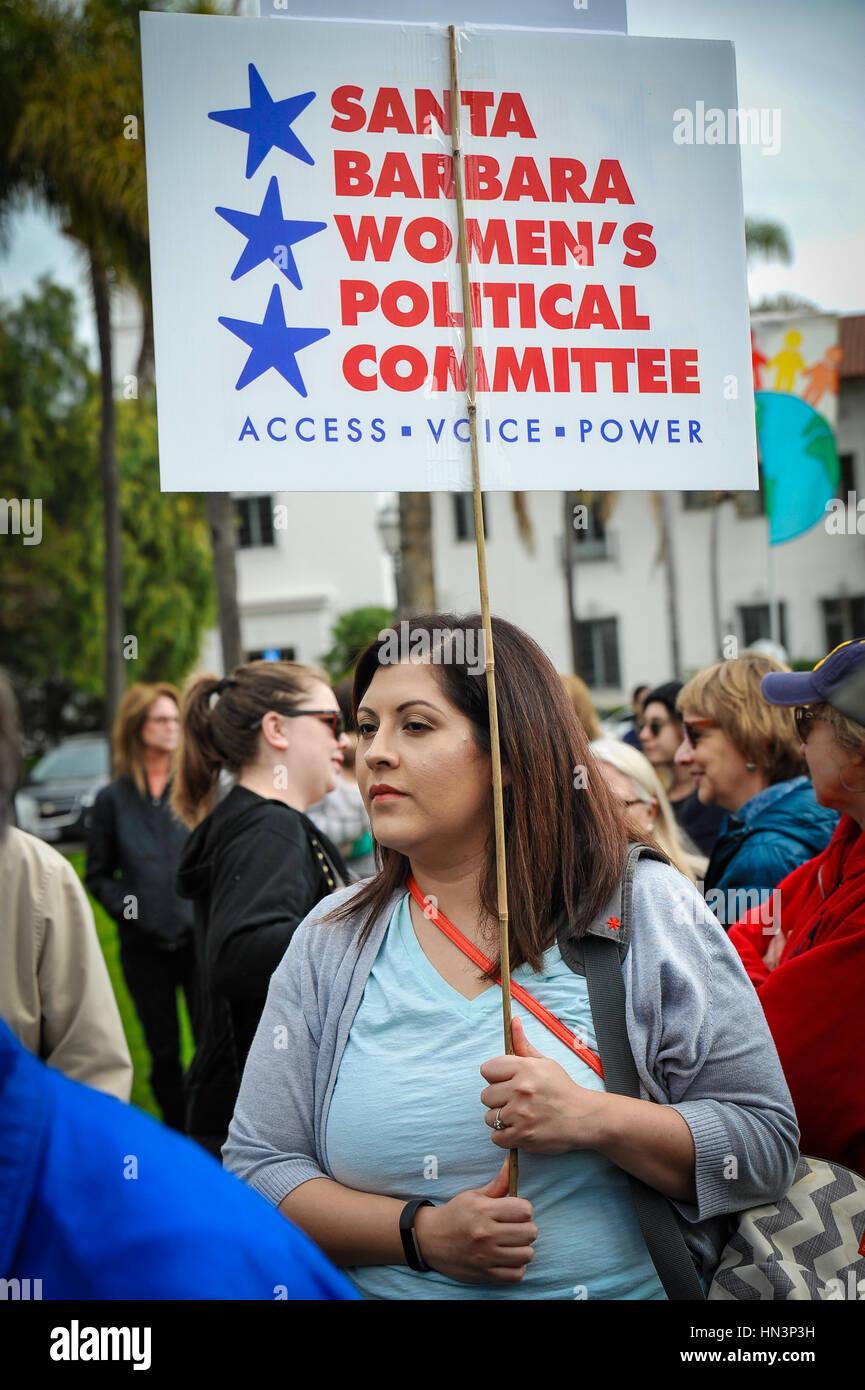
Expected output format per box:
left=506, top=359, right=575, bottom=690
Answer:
left=215, top=177, right=327, bottom=288
left=219, top=284, right=329, bottom=395
left=209, top=65, right=315, bottom=178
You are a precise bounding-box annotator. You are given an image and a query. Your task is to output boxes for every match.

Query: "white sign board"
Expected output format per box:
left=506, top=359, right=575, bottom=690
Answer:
left=141, top=14, right=756, bottom=492
left=260, top=0, right=628, bottom=33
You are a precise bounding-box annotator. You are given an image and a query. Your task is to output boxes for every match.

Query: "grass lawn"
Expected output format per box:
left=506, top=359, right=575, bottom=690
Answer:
left=65, top=850, right=195, bottom=1118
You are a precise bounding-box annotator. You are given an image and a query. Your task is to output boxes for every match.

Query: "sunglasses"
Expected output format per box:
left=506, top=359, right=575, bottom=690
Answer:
left=250, top=708, right=345, bottom=737
left=639, top=719, right=669, bottom=737
left=682, top=718, right=719, bottom=747
left=794, top=706, right=824, bottom=743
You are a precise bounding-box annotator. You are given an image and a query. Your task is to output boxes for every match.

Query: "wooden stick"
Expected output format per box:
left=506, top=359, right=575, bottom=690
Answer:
left=449, top=24, right=518, bottom=1199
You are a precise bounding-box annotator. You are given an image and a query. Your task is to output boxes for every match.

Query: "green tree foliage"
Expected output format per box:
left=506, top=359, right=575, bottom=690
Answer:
left=321, top=607, right=395, bottom=683
left=0, top=279, right=214, bottom=742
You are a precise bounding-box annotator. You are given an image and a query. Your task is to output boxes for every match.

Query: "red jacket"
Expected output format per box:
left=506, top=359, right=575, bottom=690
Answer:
left=729, top=815, right=865, bottom=1177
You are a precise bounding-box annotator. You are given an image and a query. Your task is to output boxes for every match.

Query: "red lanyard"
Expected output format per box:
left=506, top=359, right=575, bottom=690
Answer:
left=406, top=876, right=604, bottom=1081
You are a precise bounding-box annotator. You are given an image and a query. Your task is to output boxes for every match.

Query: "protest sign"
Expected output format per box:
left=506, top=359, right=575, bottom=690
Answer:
left=259, top=0, right=628, bottom=33
left=141, top=13, right=756, bottom=493
left=750, top=313, right=841, bottom=543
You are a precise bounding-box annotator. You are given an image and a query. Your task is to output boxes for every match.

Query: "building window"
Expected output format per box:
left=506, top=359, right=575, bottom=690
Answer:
left=236, top=496, right=275, bottom=548
left=681, top=491, right=713, bottom=511
left=573, top=498, right=610, bottom=560
left=837, top=453, right=856, bottom=499
left=822, top=596, right=865, bottom=651
left=738, top=603, right=788, bottom=651
left=453, top=492, right=489, bottom=542
left=574, top=617, right=621, bottom=688
left=733, top=475, right=765, bottom=518
left=247, top=647, right=296, bottom=662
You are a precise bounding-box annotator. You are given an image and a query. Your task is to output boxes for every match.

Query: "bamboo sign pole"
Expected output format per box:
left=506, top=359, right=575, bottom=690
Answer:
left=449, top=25, right=518, bottom=1199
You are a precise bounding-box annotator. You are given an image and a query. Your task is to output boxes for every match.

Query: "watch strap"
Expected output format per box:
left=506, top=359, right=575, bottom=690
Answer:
left=399, top=1198, right=434, bottom=1272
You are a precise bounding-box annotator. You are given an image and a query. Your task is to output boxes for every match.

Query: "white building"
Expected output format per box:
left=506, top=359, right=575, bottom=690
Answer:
left=202, top=317, right=863, bottom=706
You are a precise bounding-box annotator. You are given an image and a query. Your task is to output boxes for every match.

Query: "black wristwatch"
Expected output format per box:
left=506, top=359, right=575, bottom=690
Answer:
left=399, top=1198, right=434, bottom=1273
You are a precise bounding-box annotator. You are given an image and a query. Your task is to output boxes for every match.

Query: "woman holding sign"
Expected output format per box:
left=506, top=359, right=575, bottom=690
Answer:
left=224, top=616, right=797, bottom=1299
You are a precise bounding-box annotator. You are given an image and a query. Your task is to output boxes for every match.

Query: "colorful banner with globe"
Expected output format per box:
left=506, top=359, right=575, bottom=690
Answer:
left=751, top=312, right=841, bottom=544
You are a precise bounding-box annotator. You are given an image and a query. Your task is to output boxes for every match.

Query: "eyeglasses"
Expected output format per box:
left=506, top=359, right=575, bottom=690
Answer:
left=794, top=706, right=824, bottom=743
left=639, top=719, right=670, bottom=737
left=284, top=709, right=345, bottom=738
left=250, top=709, right=345, bottom=738
left=682, top=718, right=719, bottom=747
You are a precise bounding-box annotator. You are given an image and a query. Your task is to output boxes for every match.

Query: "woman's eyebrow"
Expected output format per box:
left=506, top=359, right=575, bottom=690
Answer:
left=356, top=700, right=442, bottom=717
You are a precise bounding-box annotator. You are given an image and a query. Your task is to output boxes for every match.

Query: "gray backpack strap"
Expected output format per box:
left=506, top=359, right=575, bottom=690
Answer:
left=580, top=843, right=706, bottom=1301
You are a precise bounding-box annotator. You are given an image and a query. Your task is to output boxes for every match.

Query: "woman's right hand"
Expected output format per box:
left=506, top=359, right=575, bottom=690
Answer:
left=413, top=1157, right=538, bottom=1284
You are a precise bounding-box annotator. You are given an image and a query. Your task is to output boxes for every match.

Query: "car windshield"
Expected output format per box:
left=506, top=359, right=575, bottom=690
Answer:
left=29, top=742, right=109, bottom=783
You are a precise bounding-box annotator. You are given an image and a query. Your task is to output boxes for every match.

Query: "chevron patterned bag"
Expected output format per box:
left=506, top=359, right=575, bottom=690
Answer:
left=708, top=1155, right=865, bottom=1301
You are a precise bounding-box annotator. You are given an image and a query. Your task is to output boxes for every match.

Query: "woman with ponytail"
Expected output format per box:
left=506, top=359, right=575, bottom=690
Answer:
left=174, top=659, right=350, bottom=1155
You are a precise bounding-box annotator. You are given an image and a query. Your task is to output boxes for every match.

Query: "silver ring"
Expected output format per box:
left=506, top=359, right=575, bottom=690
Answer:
left=493, top=1109, right=505, bottom=1131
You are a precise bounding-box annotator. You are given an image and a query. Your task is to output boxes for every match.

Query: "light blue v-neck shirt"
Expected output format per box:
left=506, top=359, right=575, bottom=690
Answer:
left=325, top=893, right=666, bottom=1300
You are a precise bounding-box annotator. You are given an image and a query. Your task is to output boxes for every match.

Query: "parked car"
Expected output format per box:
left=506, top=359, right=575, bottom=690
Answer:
left=14, top=736, right=110, bottom=844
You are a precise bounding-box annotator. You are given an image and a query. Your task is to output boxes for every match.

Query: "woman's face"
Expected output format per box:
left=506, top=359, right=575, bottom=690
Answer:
left=355, top=661, right=493, bottom=869
left=638, top=701, right=682, bottom=766
left=139, top=695, right=180, bottom=755
left=282, top=679, right=347, bottom=806
left=800, top=707, right=865, bottom=814
left=597, top=761, right=657, bottom=837
left=675, top=710, right=758, bottom=813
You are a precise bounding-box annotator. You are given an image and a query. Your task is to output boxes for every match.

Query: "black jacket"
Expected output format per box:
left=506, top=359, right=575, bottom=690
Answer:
left=671, top=790, right=725, bottom=858
left=176, top=785, right=349, bottom=1153
left=85, top=777, right=193, bottom=949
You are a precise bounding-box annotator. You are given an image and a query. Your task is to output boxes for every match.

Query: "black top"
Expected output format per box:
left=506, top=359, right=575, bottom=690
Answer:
left=671, top=790, right=726, bottom=859
left=176, top=784, right=349, bottom=1151
left=85, top=777, right=193, bottom=949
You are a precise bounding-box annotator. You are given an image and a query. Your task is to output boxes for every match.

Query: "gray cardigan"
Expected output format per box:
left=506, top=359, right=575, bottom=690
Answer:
left=223, top=859, right=799, bottom=1285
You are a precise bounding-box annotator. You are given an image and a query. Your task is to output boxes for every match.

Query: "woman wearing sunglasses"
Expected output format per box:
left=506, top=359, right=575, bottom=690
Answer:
left=675, top=654, right=838, bottom=929
left=637, top=683, right=724, bottom=857
left=224, top=617, right=797, bottom=1299
left=173, top=660, right=350, bottom=1155
left=728, top=640, right=865, bottom=1175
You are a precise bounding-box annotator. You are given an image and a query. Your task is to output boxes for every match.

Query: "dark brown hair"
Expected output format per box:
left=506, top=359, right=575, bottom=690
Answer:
left=172, top=659, right=329, bottom=827
left=329, top=613, right=653, bottom=973
left=112, top=682, right=181, bottom=797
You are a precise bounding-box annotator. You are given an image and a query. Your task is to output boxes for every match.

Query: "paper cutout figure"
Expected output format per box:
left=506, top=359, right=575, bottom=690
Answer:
left=767, top=329, right=805, bottom=393
left=751, top=332, right=768, bottom=393
left=800, top=345, right=843, bottom=409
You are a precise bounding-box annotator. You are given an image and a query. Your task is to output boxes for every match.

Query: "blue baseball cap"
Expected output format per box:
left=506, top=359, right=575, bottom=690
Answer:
left=761, top=638, right=865, bottom=710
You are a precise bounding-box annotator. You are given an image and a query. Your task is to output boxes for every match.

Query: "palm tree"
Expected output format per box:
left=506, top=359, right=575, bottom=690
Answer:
left=0, top=0, right=151, bottom=730
left=743, top=218, right=792, bottom=267
left=1, top=0, right=243, bottom=716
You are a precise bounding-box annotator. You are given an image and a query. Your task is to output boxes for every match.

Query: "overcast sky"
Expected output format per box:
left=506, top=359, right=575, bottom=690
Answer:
left=1, top=0, right=862, bottom=345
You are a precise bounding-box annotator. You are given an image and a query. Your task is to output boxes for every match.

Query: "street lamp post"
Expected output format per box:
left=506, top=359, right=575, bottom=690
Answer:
left=376, top=498, right=403, bottom=615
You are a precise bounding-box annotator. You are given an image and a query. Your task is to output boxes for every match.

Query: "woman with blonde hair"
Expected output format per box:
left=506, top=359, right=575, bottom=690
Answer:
left=559, top=673, right=602, bottom=742
left=174, top=659, right=351, bottom=1155
left=86, top=682, right=195, bottom=1128
left=675, top=653, right=838, bottom=927
left=589, top=738, right=707, bottom=883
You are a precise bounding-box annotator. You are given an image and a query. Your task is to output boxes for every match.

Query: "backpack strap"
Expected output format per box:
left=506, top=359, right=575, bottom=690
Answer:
left=578, top=843, right=706, bottom=1301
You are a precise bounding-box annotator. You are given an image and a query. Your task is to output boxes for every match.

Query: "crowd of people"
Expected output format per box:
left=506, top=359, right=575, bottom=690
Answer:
left=1, top=622, right=864, bottom=1299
